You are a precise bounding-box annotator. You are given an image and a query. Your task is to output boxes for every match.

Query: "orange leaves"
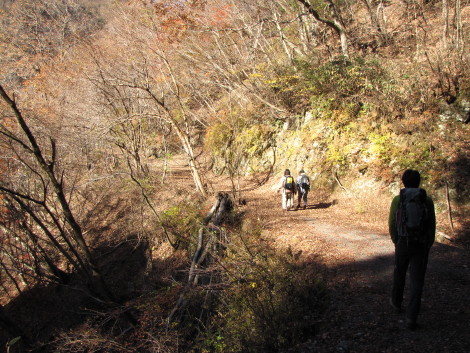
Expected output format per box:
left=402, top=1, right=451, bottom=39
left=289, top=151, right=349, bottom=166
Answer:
left=206, top=4, right=233, bottom=28
left=135, top=0, right=236, bottom=43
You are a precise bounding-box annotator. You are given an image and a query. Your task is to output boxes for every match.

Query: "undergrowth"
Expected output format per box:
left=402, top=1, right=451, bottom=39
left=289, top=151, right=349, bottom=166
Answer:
left=44, top=213, right=327, bottom=353
left=190, top=220, right=327, bottom=353
left=217, top=55, right=469, bottom=210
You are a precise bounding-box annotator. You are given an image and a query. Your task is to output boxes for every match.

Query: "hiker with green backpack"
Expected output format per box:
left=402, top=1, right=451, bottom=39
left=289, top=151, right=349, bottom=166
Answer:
left=388, top=169, right=436, bottom=330
left=276, top=169, right=297, bottom=211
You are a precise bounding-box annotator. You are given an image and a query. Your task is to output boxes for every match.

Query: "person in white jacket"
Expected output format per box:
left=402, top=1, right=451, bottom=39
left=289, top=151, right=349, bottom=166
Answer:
left=276, top=169, right=297, bottom=210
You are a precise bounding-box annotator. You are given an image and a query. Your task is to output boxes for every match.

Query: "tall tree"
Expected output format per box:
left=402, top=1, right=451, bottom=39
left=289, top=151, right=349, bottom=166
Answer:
left=84, top=2, right=212, bottom=196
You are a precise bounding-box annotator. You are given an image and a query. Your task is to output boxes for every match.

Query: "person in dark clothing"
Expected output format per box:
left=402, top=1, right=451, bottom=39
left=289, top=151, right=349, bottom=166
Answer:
left=295, top=169, right=310, bottom=210
left=388, top=169, right=436, bottom=330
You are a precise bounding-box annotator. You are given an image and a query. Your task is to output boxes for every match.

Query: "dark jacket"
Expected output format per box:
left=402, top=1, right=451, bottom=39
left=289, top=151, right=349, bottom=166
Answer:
left=388, top=189, right=436, bottom=245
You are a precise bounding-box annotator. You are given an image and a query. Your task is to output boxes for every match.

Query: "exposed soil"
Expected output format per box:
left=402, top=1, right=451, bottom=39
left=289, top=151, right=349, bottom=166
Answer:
left=235, top=175, right=470, bottom=353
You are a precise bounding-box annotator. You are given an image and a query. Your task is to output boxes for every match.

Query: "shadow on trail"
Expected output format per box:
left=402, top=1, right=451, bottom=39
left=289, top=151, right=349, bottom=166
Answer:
left=309, top=241, right=470, bottom=353
left=309, top=201, right=336, bottom=210
left=1, top=229, right=468, bottom=353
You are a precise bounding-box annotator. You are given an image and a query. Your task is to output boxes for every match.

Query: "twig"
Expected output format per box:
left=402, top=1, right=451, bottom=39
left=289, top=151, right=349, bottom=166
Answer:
left=444, top=180, right=455, bottom=233
left=126, top=158, right=176, bottom=248
left=334, top=172, right=347, bottom=191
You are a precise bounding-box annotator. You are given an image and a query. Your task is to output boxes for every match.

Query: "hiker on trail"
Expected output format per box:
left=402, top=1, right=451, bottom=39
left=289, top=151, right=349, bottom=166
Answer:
left=388, top=169, right=436, bottom=330
left=295, top=169, right=310, bottom=210
left=276, top=169, right=297, bottom=211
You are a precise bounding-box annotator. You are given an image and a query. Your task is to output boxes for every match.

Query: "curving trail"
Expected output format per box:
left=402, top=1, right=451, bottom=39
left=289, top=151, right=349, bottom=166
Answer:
left=171, top=158, right=469, bottom=352
left=238, top=180, right=470, bottom=353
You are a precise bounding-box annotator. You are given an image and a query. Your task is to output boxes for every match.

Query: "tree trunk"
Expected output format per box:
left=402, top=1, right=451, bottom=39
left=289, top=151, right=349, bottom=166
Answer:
left=362, top=0, right=387, bottom=44
left=145, top=87, right=208, bottom=197
left=442, top=0, right=449, bottom=48
left=454, top=0, right=463, bottom=51
left=173, top=123, right=207, bottom=197
left=296, top=0, right=349, bottom=57
left=271, top=3, right=294, bottom=62
left=168, top=193, right=233, bottom=323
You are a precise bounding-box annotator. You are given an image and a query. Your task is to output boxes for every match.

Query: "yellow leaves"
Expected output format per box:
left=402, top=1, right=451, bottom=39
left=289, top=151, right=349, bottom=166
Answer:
left=248, top=73, right=264, bottom=79
left=264, top=75, right=299, bottom=90
left=204, top=123, right=232, bottom=155
left=367, top=131, right=395, bottom=163
left=235, top=124, right=272, bottom=158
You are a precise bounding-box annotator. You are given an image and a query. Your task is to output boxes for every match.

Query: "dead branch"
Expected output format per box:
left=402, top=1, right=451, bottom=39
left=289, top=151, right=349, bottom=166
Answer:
left=334, top=172, right=347, bottom=191
left=444, top=180, right=455, bottom=234
left=167, top=193, right=232, bottom=324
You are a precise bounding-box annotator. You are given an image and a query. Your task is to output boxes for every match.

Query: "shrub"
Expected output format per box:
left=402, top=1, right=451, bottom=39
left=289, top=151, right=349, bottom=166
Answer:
left=299, top=57, right=387, bottom=108
left=198, top=231, right=327, bottom=353
left=205, top=118, right=275, bottom=176
left=249, top=63, right=312, bottom=111
left=160, top=201, right=202, bottom=250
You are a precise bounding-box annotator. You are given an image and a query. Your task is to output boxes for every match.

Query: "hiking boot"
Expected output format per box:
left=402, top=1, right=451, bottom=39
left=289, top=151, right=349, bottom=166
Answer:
left=389, top=298, right=402, bottom=313
left=302, top=205, right=306, bottom=210
left=295, top=205, right=300, bottom=210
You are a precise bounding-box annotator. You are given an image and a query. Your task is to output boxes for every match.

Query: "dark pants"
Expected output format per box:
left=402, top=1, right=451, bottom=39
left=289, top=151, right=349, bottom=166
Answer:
left=297, top=191, right=308, bottom=206
left=392, top=240, right=430, bottom=323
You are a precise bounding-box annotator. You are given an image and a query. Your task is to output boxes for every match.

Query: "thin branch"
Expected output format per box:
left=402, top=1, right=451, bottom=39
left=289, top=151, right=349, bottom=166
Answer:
left=126, top=158, right=176, bottom=248
left=444, top=180, right=454, bottom=233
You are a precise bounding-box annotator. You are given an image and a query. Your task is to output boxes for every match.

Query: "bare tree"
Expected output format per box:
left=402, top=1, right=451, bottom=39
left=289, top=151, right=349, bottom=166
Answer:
left=0, top=0, right=103, bottom=86
left=296, top=0, right=349, bottom=57
left=83, top=3, right=209, bottom=196
left=0, top=85, right=115, bottom=302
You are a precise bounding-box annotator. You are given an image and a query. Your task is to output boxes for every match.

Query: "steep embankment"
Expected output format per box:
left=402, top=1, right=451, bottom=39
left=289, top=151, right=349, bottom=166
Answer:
left=238, top=179, right=470, bottom=352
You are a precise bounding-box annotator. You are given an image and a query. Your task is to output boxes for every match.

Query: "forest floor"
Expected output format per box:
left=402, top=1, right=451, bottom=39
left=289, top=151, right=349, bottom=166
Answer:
left=225, top=172, right=470, bottom=353
left=3, top=157, right=468, bottom=353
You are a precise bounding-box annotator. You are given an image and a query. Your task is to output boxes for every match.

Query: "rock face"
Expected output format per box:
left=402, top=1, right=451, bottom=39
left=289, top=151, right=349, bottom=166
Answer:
left=439, top=99, right=470, bottom=123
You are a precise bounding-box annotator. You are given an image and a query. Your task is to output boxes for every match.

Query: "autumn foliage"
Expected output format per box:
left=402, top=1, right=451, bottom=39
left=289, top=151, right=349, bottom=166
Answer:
left=0, top=0, right=469, bottom=351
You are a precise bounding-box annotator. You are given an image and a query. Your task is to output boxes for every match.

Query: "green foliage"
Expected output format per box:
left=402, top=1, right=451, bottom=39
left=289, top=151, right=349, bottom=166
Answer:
left=197, top=232, right=327, bottom=353
left=249, top=64, right=313, bottom=111
left=205, top=118, right=275, bottom=176
left=204, top=122, right=232, bottom=158
left=263, top=67, right=306, bottom=110
left=367, top=132, right=394, bottom=164
left=308, top=95, right=335, bottom=120
left=160, top=201, right=202, bottom=250
left=298, top=57, right=387, bottom=107
left=235, top=124, right=273, bottom=159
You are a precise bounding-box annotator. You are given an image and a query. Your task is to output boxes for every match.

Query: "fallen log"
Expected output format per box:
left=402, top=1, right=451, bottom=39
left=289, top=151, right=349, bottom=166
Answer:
left=167, top=193, right=233, bottom=324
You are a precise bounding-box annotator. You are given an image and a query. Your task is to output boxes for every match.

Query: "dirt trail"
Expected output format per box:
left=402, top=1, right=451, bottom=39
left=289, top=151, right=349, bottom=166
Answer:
left=169, top=157, right=469, bottom=352
left=238, top=182, right=470, bottom=353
